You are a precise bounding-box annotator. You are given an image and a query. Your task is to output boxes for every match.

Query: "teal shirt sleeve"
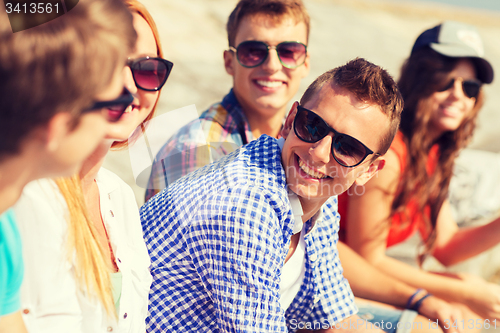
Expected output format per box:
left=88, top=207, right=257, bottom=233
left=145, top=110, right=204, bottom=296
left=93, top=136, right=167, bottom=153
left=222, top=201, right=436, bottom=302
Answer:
left=0, top=209, right=24, bottom=316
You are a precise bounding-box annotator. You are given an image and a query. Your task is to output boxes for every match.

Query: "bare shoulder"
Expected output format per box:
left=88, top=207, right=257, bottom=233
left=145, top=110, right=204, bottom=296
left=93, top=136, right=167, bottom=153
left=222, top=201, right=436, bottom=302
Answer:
left=365, top=148, right=401, bottom=194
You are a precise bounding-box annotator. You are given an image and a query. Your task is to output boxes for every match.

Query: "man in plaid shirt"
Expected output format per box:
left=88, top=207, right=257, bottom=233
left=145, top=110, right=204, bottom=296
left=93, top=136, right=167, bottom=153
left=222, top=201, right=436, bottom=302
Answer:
left=141, top=58, right=404, bottom=332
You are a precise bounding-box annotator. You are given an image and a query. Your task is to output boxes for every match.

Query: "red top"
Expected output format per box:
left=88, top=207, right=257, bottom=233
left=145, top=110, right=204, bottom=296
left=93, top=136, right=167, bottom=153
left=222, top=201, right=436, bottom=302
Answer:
left=338, top=131, right=438, bottom=248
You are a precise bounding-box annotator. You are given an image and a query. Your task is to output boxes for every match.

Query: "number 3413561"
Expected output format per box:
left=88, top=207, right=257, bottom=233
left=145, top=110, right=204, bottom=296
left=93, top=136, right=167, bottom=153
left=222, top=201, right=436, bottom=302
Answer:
left=443, top=319, right=497, bottom=330
left=5, top=2, right=60, bottom=14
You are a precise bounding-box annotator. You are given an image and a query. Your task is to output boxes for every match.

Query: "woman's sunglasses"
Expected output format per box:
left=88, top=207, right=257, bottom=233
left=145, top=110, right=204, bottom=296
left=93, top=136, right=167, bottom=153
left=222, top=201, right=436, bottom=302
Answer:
left=293, top=105, right=379, bottom=168
left=85, top=88, right=134, bottom=122
left=229, top=40, right=307, bottom=69
left=127, top=56, right=173, bottom=91
left=437, top=77, right=482, bottom=99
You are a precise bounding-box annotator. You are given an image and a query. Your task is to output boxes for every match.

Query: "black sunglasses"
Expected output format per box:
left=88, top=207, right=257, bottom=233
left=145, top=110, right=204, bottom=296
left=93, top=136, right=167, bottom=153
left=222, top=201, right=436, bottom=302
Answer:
left=293, top=105, right=379, bottom=168
left=85, top=88, right=134, bottom=122
left=437, top=77, right=482, bottom=99
left=229, top=40, right=307, bottom=69
left=127, top=56, right=173, bottom=91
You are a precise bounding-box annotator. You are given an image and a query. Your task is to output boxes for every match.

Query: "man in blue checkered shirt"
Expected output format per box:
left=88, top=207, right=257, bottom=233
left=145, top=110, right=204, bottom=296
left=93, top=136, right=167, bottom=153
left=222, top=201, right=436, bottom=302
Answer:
left=141, top=58, right=403, bottom=332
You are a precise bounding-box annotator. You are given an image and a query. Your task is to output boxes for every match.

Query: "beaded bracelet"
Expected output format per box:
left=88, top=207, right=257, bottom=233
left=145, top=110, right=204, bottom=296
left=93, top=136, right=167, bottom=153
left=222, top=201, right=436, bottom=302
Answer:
left=405, top=288, right=423, bottom=309
left=411, top=293, right=433, bottom=312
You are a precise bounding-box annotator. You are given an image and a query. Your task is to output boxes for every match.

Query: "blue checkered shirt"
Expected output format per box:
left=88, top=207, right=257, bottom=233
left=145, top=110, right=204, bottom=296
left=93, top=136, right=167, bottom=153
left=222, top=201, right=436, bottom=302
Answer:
left=140, top=135, right=357, bottom=332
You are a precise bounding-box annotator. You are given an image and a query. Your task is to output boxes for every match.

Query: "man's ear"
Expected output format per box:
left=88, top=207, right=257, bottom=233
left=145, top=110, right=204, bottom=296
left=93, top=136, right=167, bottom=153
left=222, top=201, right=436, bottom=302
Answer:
left=354, top=157, right=385, bottom=186
left=223, top=50, right=235, bottom=76
left=280, top=102, right=299, bottom=139
left=44, top=112, right=73, bottom=152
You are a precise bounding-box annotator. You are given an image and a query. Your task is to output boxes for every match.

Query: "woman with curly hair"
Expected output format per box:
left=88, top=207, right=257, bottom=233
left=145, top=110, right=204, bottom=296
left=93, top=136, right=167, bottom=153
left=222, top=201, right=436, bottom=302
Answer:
left=339, top=20, right=499, bottom=322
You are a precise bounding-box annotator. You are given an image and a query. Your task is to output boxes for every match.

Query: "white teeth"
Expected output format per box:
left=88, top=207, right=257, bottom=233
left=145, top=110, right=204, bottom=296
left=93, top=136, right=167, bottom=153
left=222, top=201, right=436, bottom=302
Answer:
left=298, top=159, right=327, bottom=179
left=123, top=105, right=134, bottom=113
left=443, top=106, right=460, bottom=114
left=256, top=80, right=283, bottom=88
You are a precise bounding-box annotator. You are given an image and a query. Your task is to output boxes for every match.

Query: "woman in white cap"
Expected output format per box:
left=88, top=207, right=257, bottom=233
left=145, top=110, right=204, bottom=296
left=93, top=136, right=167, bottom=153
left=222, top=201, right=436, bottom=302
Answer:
left=338, top=20, right=498, bottom=323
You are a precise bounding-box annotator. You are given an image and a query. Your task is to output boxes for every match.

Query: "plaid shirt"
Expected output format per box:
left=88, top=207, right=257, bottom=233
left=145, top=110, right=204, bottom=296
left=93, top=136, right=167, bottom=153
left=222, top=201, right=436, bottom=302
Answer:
left=145, top=90, right=254, bottom=202
left=141, top=135, right=357, bottom=332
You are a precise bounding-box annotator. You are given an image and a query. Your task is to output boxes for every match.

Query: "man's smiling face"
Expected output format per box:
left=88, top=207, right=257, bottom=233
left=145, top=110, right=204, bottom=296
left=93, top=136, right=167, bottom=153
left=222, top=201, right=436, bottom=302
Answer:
left=281, top=83, right=389, bottom=205
left=224, top=13, right=310, bottom=119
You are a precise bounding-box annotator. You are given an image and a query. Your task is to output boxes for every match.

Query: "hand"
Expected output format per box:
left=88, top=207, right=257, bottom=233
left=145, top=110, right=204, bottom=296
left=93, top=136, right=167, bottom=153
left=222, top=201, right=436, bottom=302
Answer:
left=463, top=277, right=500, bottom=320
left=418, top=295, right=463, bottom=333
left=0, top=311, right=29, bottom=333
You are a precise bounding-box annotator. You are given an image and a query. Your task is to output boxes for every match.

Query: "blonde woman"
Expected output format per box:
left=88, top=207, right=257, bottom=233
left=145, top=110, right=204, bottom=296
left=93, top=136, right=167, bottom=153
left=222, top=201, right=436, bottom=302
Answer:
left=13, top=1, right=172, bottom=332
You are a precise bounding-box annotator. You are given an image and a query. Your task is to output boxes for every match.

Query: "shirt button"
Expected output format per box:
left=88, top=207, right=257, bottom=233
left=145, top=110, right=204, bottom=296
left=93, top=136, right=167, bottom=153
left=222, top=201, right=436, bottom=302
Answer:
left=314, top=295, right=321, bottom=303
left=309, top=252, right=318, bottom=261
left=107, top=327, right=113, bottom=332
left=110, top=210, right=114, bottom=217
left=123, top=313, right=128, bottom=319
left=23, top=309, right=30, bottom=314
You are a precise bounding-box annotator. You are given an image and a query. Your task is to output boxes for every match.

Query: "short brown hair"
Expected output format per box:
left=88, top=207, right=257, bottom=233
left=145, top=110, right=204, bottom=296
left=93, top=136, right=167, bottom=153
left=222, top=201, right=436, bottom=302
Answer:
left=300, top=58, right=403, bottom=154
left=0, top=0, right=136, bottom=159
left=226, top=0, right=310, bottom=47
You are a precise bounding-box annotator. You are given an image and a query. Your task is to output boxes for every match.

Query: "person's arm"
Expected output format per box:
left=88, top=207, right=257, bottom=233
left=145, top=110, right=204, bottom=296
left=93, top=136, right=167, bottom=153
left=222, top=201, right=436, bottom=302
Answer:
left=344, top=150, right=500, bottom=320
left=349, top=237, right=500, bottom=320
left=338, top=241, right=463, bottom=333
left=0, top=210, right=26, bottom=333
left=0, top=311, right=28, bottom=333
left=344, top=148, right=400, bottom=265
left=143, top=185, right=288, bottom=331
left=190, top=187, right=288, bottom=331
left=338, top=241, right=413, bottom=307
left=432, top=201, right=500, bottom=266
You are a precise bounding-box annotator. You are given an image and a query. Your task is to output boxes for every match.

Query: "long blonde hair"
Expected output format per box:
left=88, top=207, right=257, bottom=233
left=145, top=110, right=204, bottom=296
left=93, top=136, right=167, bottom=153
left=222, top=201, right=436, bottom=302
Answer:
left=56, top=176, right=117, bottom=317
left=56, top=0, right=163, bottom=319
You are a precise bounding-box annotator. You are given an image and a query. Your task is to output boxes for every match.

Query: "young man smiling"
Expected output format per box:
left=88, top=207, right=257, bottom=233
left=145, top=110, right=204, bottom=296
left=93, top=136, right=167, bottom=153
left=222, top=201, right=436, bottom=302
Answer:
left=141, top=58, right=403, bottom=332
left=145, top=0, right=310, bottom=200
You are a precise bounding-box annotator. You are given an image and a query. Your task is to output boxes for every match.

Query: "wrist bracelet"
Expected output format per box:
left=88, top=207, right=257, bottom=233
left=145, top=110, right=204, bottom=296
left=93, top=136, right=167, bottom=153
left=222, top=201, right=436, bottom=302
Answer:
left=405, top=288, right=423, bottom=309
left=411, top=293, right=433, bottom=312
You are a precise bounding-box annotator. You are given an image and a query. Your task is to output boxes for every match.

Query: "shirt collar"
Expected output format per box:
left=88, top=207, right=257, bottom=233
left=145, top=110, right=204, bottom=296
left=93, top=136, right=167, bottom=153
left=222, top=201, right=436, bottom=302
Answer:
left=277, top=137, right=303, bottom=234
left=221, top=89, right=253, bottom=142
left=95, top=168, right=120, bottom=194
left=288, top=191, right=304, bottom=234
